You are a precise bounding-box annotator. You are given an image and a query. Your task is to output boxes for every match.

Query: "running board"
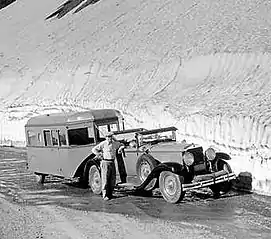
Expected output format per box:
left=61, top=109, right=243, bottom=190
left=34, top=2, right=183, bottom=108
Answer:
left=182, top=172, right=236, bottom=191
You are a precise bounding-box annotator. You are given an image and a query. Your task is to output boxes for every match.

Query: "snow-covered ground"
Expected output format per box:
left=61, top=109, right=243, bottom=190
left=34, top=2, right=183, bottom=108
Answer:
left=1, top=0, right=271, bottom=195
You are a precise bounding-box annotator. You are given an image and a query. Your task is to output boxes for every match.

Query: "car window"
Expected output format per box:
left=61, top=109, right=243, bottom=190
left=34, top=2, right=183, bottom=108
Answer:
left=140, top=130, right=176, bottom=145
left=68, top=127, right=95, bottom=146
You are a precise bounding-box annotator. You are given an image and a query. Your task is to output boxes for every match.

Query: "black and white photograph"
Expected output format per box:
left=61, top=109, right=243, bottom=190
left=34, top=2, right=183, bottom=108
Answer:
left=0, top=0, right=270, bottom=238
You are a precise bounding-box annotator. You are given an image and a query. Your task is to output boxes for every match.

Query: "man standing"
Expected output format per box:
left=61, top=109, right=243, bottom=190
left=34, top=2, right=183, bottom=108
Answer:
left=92, top=132, right=125, bottom=201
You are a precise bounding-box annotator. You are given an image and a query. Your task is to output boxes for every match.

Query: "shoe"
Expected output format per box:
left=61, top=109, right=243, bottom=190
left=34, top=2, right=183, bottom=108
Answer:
left=103, top=196, right=110, bottom=201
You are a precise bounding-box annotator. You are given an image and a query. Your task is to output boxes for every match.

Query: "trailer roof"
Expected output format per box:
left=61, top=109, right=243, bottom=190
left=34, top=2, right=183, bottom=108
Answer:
left=25, top=109, right=123, bottom=127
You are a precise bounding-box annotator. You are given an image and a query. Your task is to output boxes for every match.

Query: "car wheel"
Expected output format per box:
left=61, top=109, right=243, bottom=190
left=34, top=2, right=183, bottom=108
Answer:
left=159, top=171, right=185, bottom=204
left=210, top=160, right=233, bottom=196
left=88, top=165, right=102, bottom=195
left=136, top=155, right=159, bottom=191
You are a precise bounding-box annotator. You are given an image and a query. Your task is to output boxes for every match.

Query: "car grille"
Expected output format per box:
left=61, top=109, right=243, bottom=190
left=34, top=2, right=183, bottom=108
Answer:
left=187, top=147, right=204, bottom=165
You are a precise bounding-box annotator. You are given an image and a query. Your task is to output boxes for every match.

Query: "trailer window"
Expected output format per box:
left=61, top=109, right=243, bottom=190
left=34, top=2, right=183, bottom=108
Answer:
left=37, top=133, right=41, bottom=143
left=109, top=123, right=118, bottom=132
left=96, top=123, right=119, bottom=142
left=58, top=129, right=67, bottom=146
left=44, top=130, right=52, bottom=146
left=97, top=125, right=108, bottom=141
left=68, top=127, right=94, bottom=146
left=27, top=130, right=37, bottom=146
left=52, top=130, right=59, bottom=146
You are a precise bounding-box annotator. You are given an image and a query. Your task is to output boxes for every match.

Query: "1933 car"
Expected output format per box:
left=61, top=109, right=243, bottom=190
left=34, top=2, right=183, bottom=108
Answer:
left=92, top=126, right=236, bottom=203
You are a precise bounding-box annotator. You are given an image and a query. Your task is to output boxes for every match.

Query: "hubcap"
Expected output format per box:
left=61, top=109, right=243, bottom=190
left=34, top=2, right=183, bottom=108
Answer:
left=140, top=162, right=151, bottom=180
left=164, top=175, right=177, bottom=196
left=90, top=170, right=101, bottom=190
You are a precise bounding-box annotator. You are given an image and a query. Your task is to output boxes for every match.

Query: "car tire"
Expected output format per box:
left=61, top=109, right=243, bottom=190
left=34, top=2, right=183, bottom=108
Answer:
left=88, top=165, right=102, bottom=195
left=210, top=159, right=233, bottom=196
left=159, top=171, right=185, bottom=204
left=136, top=155, right=159, bottom=191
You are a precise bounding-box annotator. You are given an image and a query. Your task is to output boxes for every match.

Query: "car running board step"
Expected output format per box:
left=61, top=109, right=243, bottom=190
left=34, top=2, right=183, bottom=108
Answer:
left=183, top=172, right=236, bottom=191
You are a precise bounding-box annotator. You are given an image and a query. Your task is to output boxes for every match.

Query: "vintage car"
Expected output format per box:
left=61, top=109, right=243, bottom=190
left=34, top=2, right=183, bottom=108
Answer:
left=90, top=126, right=236, bottom=203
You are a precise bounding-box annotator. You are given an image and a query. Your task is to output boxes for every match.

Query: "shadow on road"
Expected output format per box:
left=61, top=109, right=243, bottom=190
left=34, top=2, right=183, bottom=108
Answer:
left=11, top=179, right=249, bottom=222
left=45, top=0, right=101, bottom=20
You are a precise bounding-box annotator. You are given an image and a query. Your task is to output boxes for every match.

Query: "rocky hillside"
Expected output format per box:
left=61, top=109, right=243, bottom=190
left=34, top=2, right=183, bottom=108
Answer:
left=0, top=0, right=271, bottom=194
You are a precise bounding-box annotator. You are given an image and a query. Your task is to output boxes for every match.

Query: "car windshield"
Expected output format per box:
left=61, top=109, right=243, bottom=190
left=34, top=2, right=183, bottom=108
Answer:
left=113, top=128, right=145, bottom=146
left=138, top=127, right=177, bottom=145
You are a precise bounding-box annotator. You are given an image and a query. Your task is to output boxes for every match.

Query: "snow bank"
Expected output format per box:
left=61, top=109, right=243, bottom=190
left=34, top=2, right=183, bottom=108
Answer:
left=1, top=53, right=271, bottom=195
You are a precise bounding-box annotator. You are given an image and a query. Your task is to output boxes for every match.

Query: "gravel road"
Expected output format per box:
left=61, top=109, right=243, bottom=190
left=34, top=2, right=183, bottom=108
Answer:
left=0, top=147, right=270, bottom=239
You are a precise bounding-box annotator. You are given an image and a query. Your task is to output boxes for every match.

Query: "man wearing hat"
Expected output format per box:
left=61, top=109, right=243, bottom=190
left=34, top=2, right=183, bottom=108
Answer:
left=92, top=131, right=125, bottom=200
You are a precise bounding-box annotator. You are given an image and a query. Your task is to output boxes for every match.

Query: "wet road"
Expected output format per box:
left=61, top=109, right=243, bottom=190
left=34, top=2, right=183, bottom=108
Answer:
left=0, top=147, right=270, bottom=238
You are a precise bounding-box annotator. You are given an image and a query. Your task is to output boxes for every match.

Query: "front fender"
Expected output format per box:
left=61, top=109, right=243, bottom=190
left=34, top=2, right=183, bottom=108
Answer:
left=216, top=152, right=231, bottom=160
left=135, top=162, right=185, bottom=191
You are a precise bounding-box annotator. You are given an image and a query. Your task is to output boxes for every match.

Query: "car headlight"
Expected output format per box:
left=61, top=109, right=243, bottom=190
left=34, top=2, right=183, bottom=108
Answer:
left=205, top=147, right=216, bottom=161
left=183, top=152, right=194, bottom=166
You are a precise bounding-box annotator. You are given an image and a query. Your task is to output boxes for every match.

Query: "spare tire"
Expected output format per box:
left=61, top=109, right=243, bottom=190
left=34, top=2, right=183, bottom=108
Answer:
left=210, top=159, right=233, bottom=197
left=136, top=154, right=159, bottom=190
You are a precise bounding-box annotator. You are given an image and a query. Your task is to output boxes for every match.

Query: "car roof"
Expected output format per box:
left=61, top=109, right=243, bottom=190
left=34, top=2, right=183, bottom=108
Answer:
left=113, top=128, right=146, bottom=135
left=138, top=126, right=178, bottom=135
left=25, top=109, right=123, bottom=127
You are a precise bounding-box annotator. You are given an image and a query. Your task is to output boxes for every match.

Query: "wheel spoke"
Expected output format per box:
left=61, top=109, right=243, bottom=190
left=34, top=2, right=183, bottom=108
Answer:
left=159, top=171, right=184, bottom=204
left=88, top=165, right=102, bottom=194
left=140, top=162, right=151, bottom=180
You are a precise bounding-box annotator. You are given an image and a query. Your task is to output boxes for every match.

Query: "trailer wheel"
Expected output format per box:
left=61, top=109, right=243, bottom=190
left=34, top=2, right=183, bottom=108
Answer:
left=159, top=171, right=185, bottom=204
left=136, top=155, right=159, bottom=191
left=88, top=165, right=102, bottom=195
left=210, top=160, right=233, bottom=197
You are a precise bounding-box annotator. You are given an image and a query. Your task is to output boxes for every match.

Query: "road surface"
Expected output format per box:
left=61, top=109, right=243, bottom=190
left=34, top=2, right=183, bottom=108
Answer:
left=0, top=147, right=270, bottom=239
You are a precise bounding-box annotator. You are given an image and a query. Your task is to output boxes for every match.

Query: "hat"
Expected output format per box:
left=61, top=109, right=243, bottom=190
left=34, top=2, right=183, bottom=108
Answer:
left=105, top=132, right=114, bottom=137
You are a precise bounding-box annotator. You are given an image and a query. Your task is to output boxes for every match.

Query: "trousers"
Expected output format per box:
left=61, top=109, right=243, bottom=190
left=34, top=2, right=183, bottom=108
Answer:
left=116, top=153, right=127, bottom=183
left=101, top=160, right=116, bottom=198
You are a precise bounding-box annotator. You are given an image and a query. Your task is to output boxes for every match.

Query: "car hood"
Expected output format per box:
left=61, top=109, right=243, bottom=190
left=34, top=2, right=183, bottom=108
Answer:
left=142, top=141, right=201, bottom=152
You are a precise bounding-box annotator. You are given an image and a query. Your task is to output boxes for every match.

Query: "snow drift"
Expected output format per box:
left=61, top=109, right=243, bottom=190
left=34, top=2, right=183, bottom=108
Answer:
left=0, top=0, right=271, bottom=195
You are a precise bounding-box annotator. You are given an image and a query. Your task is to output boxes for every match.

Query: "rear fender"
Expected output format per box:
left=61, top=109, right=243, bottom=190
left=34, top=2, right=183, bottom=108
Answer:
left=135, top=162, right=184, bottom=191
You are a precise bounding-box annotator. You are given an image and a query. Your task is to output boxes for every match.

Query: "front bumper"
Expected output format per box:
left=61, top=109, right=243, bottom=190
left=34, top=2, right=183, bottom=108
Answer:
left=182, top=170, right=236, bottom=191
